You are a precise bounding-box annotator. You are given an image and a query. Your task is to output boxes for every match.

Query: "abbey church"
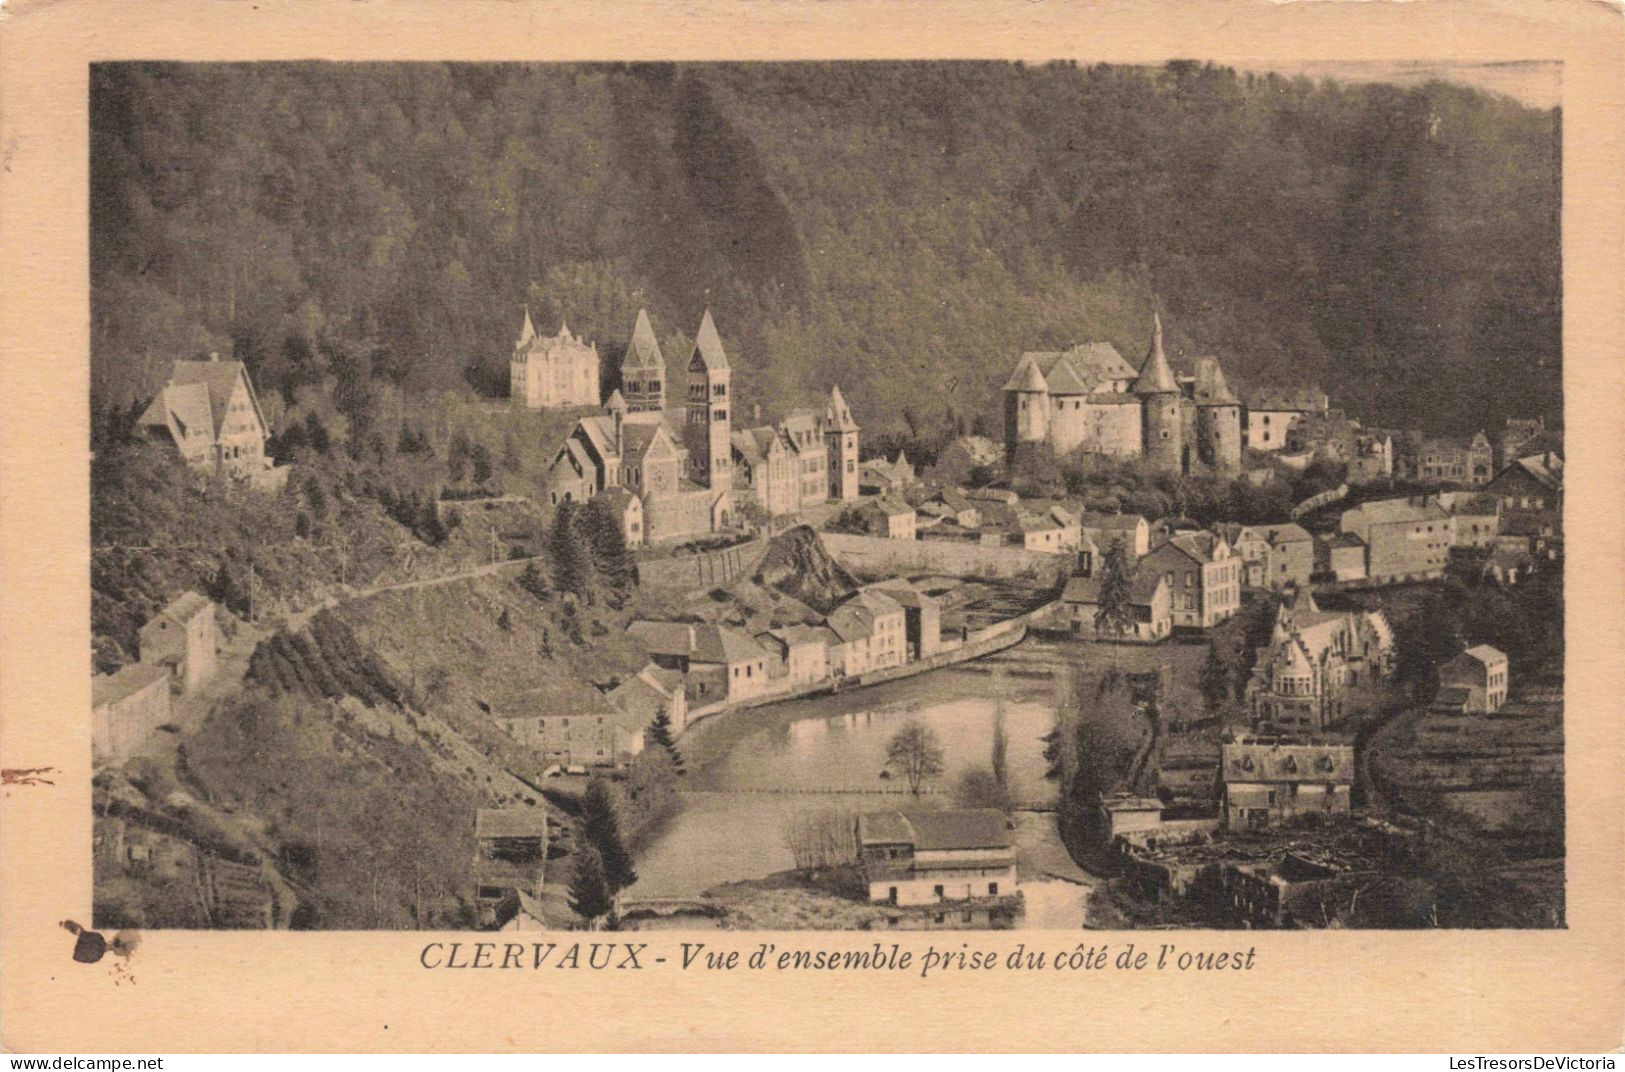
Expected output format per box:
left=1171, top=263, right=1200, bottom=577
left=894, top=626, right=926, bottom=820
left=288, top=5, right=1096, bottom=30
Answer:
left=1002, top=315, right=1242, bottom=476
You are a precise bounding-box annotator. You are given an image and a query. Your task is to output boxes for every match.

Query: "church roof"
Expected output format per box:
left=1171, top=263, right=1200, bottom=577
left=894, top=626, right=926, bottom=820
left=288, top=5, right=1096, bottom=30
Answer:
left=1132, top=314, right=1179, bottom=395
left=623, top=309, right=664, bottom=370
left=689, top=309, right=730, bottom=372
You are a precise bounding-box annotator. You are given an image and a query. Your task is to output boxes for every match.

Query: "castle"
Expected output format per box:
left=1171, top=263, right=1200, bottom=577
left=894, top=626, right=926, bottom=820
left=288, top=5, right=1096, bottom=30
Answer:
left=545, top=307, right=858, bottom=545
left=1002, top=315, right=1242, bottom=476
left=510, top=311, right=600, bottom=410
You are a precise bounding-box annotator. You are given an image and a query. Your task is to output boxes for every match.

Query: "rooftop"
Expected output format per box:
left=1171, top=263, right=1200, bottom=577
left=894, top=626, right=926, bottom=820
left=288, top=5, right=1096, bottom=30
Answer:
left=475, top=807, right=549, bottom=841
left=857, top=808, right=1011, bottom=851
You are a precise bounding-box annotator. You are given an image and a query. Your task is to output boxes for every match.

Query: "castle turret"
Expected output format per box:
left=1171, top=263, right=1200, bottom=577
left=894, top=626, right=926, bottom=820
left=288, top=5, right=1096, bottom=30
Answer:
left=685, top=309, right=732, bottom=492
left=1192, top=355, right=1242, bottom=475
left=825, top=384, right=860, bottom=501
left=1002, top=353, right=1050, bottom=466
left=621, top=308, right=666, bottom=414
left=1134, top=314, right=1183, bottom=474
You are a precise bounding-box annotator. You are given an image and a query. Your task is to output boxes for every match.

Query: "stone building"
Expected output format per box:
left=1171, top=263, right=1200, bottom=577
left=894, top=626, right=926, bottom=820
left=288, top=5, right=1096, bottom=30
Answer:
left=1216, top=522, right=1314, bottom=591
left=1437, top=645, right=1509, bottom=714
left=1221, top=739, right=1355, bottom=830
left=139, top=590, right=217, bottom=694
left=857, top=809, right=1017, bottom=907
left=1246, top=588, right=1393, bottom=734
left=619, top=308, right=667, bottom=415
left=1338, top=496, right=1454, bottom=582
left=1242, top=386, right=1329, bottom=453
left=1002, top=315, right=1241, bottom=476
left=1138, top=531, right=1240, bottom=632
left=138, top=355, right=273, bottom=480
left=91, top=662, right=172, bottom=766
left=510, top=311, right=600, bottom=410
left=731, top=386, right=861, bottom=518
left=544, top=310, right=739, bottom=543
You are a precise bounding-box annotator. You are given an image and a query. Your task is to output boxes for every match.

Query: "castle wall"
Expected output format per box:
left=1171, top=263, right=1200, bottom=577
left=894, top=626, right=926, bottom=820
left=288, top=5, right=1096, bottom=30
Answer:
left=645, top=488, right=721, bottom=544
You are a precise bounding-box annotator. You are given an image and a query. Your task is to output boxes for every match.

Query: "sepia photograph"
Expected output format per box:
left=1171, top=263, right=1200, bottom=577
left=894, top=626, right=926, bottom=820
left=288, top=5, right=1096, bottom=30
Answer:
left=86, top=56, right=1565, bottom=936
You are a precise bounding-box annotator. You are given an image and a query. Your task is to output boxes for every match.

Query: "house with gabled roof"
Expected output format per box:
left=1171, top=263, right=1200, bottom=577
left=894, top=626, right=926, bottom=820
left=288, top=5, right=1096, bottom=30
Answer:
left=1438, top=644, right=1509, bottom=714
left=473, top=807, right=548, bottom=926
left=138, top=591, right=216, bottom=693
left=1060, top=568, right=1170, bottom=643
left=138, top=355, right=272, bottom=479
left=1138, top=531, right=1240, bottom=631
left=856, top=808, right=1017, bottom=907
left=1221, top=738, right=1354, bottom=830
left=1246, top=588, right=1393, bottom=733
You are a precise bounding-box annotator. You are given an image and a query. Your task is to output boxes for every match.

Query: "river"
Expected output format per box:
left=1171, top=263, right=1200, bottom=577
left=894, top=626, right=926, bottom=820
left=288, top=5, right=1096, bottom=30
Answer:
left=628, top=651, right=1098, bottom=928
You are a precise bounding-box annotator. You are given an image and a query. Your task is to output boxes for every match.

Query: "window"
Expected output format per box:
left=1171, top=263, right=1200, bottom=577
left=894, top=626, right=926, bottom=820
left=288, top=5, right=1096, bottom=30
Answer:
left=988, top=882, right=999, bottom=896
left=933, top=885, right=944, bottom=899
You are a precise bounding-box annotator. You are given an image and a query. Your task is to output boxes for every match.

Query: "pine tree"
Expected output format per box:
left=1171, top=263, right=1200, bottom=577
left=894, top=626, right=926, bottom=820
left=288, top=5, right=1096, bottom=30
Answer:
left=549, top=500, right=594, bottom=603
left=1094, top=536, right=1134, bottom=641
left=580, top=777, right=637, bottom=894
left=583, top=495, right=638, bottom=597
left=566, top=844, right=613, bottom=926
left=517, top=560, right=550, bottom=601
left=647, top=709, right=684, bottom=773
left=1199, top=638, right=1231, bottom=720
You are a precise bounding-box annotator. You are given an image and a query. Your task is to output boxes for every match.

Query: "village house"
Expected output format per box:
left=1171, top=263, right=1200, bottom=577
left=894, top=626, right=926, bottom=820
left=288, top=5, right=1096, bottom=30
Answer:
left=1004, top=316, right=1242, bottom=476
left=867, top=579, right=944, bottom=661
left=627, top=621, right=697, bottom=674
left=607, top=663, right=688, bottom=738
left=1316, top=532, right=1369, bottom=583
left=1437, top=645, right=1510, bottom=714
left=139, top=591, right=217, bottom=694
left=1406, top=431, right=1495, bottom=485
left=688, top=625, right=772, bottom=704
left=1498, top=416, right=1549, bottom=469
left=1246, top=588, right=1393, bottom=734
left=859, top=451, right=916, bottom=497
left=856, top=809, right=1018, bottom=907
left=756, top=625, right=830, bottom=688
left=1485, top=452, right=1563, bottom=513
left=593, top=486, right=644, bottom=549
left=860, top=496, right=917, bottom=541
left=842, top=589, right=908, bottom=672
left=1283, top=407, right=1359, bottom=463
left=1434, top=491, right=1501, bottom=550
left=1080, top=511, right=1151, bottom=560
left=138, top=354, right=274, bottom=482
left=496, top=703, right=647, bottom=769
left=1138, top=531, right=1240, bottom=631
left=509, top=311, right=600, bottom=410
left=1346, top=431, right=1395, bottom=485
left=919, top=487, right=983, bottom=531
left=91, top=662, right=172, bottom=766
left=1217, top=522, right=1314, bottom=591
left=1338, top=496, right=1454, bottom=582
left=1221, top=739, right=1355, bottom=830
left=473, top=807, right=548, bottom=927
left=1242, top=386, right=1329, bottom=453
left=1059, top=569, right=1171, bottom=643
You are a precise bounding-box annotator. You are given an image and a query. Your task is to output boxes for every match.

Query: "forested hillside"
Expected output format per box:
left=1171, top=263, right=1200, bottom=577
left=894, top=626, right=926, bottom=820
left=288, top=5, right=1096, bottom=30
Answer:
left=91, top=60, right=1560, bottom=439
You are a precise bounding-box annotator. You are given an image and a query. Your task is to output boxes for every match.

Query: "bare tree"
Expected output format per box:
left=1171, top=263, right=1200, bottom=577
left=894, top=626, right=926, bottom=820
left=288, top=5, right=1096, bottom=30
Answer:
left=885, top=720, right=946, bottom=795
left=783, top=810, right=857, bottom=872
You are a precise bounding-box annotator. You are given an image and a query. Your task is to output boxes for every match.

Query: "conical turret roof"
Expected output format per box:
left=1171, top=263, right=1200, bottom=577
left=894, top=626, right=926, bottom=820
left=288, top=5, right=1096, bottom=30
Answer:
left=1133, top=313, right=1178, bottom=395
left=517, top=307, right=538, bottom=349
left=689, top=309, right=730, bottom=372
left=624, top=309, right=664, bottom=370
left=1002, top=353, right=1049, bottom=393
left=1192, top=355, right=1239, bottom=406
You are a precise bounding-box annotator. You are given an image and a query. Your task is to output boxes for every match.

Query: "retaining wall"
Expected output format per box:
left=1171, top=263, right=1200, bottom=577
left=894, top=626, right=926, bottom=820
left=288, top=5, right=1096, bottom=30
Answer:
left=821, top=532, right=1069, bottom=584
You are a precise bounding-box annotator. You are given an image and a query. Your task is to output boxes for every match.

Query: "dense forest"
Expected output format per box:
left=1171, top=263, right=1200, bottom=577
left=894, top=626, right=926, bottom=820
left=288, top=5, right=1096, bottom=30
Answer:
left=90, top=60, right=1560, bottom=441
